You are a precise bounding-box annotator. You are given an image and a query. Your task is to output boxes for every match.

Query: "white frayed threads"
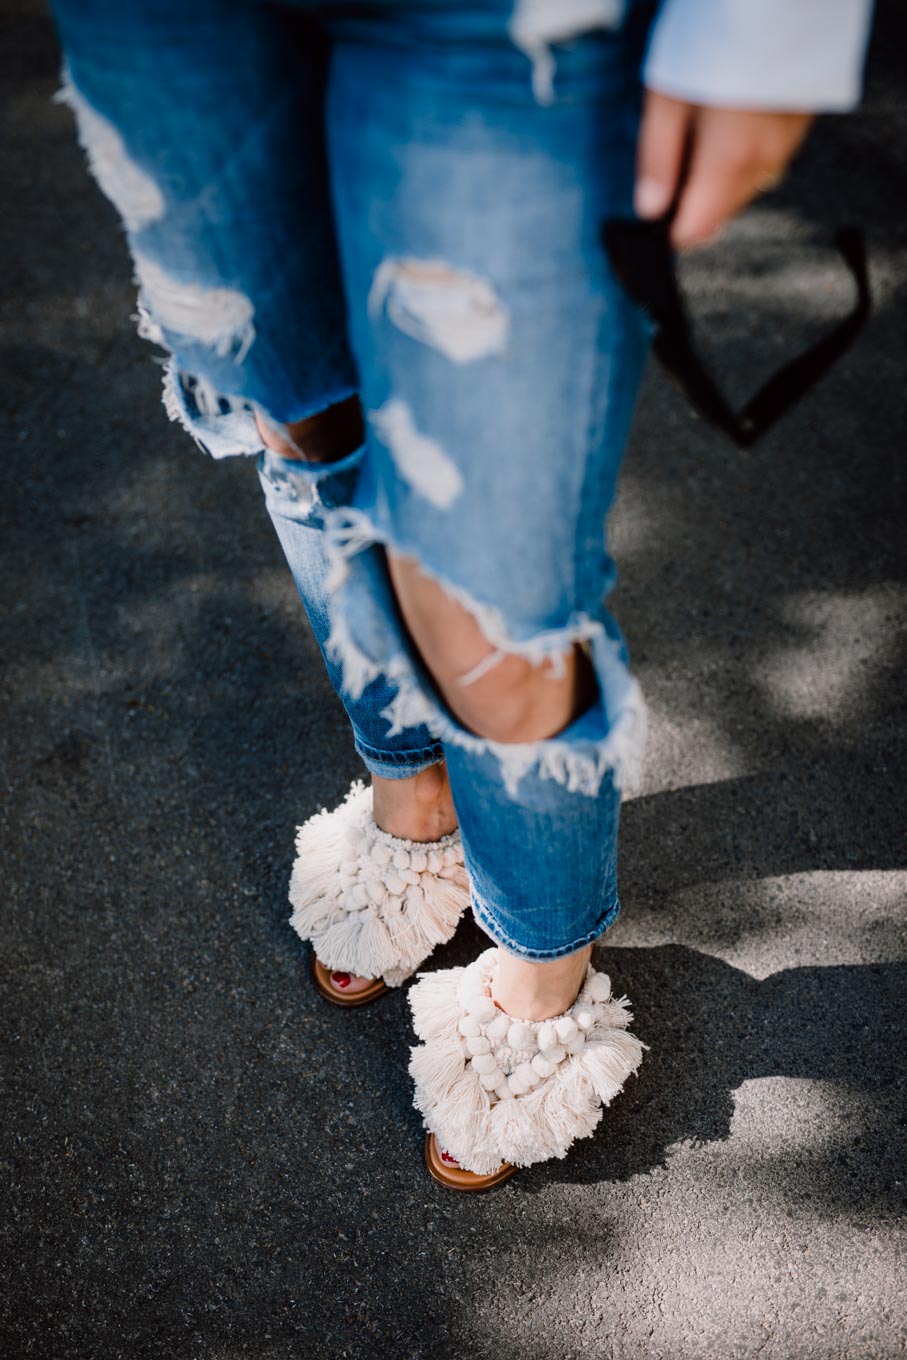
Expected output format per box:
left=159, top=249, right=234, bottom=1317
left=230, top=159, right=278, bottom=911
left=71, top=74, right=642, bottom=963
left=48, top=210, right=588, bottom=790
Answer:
left=321, top=506, right=648, bottom=798
left=369, top=258, right=510, bottom=364
left=409, top=947, right=645, bottom=1174
left=508, top=0, right=625, bottom=104
left=55, top=68, right=165, bottom=233
left=133, top=252, right=255, bottom=362
left=289, top=780, right=469, bottom=987
left=161, top=361, right=222, bottom=425
left=161, top=358, right=186, bottom=429
left=371, top=399, right=464, bottom=510
left=160, top=359, right=259, bottom=458
left=135, top=299, right=166, bottom=348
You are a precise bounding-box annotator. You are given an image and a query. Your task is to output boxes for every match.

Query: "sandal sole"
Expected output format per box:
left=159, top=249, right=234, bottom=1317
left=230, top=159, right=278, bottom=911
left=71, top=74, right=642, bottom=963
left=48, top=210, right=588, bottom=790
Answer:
left=423, top=1133, right=517, bottom=1191
left=310, top=954, right=389, bottom=1008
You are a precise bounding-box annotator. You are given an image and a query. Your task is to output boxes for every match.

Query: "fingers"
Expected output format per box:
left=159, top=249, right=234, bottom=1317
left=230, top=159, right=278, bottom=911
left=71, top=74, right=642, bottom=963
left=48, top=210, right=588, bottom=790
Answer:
left=667, top=107, right=814, bottom=250
left=670, top=108, right=763, bottom=249
left=634, top=89, right=694, bottom=220
left=634, top=94, right=814, bottom=250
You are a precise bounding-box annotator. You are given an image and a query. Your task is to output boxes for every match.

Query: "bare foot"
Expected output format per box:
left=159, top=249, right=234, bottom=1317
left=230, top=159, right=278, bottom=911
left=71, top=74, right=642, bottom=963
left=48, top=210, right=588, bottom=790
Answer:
left=438, top=945, right=594, bottom=1166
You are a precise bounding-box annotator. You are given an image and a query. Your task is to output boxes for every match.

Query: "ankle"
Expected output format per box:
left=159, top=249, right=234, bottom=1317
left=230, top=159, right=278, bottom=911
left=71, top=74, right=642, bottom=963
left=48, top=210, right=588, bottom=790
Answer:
left=371, top=762, right=458, bottom=842
left=490, top=944, right=592, bottom=1022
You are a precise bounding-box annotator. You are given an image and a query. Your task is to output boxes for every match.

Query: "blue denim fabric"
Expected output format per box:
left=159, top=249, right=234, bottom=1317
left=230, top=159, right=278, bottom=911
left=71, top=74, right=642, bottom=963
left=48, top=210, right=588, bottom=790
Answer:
left=259, top=446, right=444, bottom=778
left=53, top=0, right=654, bottom=958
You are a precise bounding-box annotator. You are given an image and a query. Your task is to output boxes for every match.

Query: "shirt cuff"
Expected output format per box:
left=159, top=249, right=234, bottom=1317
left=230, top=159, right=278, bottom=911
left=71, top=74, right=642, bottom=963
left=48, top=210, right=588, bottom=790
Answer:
left=642, top=0, right=874, bottom=111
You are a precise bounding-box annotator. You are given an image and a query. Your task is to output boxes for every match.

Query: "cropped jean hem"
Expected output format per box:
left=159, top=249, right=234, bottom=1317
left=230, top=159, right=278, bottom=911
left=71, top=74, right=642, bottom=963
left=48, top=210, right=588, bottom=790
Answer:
left=354, top=738, right=445, bottom=780
left=471, top=893, right=622, bottom=963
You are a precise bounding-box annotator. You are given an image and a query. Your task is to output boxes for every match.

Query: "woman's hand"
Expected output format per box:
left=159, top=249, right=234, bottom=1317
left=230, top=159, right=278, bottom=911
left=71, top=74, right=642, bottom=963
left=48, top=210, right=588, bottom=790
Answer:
left=635, top=91, right=814, bottom=249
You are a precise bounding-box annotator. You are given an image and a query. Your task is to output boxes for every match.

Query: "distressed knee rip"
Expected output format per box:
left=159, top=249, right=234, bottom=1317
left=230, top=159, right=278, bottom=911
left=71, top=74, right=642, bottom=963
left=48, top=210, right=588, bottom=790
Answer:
left=256, top=396, right=366, bottom=467
left=369, top=258, right=510, bottom=364
left=134, top=253, right=256, bottom=363
left=370, top=399, right=463, bottom=510
left=385, top=553, right=597, bottom=745
left=135, top=262, right=359, bottom=474
left=322, top=509, right=646, bottom=799
left=55, top=66, right=165, bottom=233
left=56, top=68, right=254, bottom=362
left=256, top=401, right=367, bottom=526
left=55, top=67, right=269, bottom=459
left=507, top=0, right=627, bottom=104
left=133, top=243, right=279, bottom=461
left=436, top=635, right=600, bottom=748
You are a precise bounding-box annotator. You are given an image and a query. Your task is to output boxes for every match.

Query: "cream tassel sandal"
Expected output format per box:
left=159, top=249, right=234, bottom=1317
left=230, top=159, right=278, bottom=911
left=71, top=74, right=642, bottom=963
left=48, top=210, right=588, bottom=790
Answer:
left=289, top=780, right=469, bottom=1002
left=409, top=947, right=645, bottom=1186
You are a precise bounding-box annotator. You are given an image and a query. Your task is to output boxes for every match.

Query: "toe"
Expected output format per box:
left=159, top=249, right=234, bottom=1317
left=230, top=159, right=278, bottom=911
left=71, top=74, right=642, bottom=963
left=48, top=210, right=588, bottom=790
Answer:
left=330, top=970, right=376, bottom=995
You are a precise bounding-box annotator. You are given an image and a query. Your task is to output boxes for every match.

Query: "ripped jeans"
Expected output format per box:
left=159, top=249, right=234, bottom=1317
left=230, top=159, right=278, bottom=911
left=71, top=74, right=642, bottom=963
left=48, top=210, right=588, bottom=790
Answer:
left=53, top=0, right=654, bottom=960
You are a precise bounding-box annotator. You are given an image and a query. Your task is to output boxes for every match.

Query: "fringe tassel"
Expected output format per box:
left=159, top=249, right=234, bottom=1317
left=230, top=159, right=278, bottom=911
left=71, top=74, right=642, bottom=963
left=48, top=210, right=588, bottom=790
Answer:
left=409, top=967, right=465, bottom=1042
left=408, top=948, right=646, bottom=1172
left=288, top=781, right=469, bottom=986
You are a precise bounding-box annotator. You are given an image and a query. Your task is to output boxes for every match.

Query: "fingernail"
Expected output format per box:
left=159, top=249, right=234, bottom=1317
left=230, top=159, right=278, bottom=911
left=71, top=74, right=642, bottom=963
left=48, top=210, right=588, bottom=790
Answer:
left=634, top=178, right=671, bottom=219
left=331, top=971, right=351, bottom=988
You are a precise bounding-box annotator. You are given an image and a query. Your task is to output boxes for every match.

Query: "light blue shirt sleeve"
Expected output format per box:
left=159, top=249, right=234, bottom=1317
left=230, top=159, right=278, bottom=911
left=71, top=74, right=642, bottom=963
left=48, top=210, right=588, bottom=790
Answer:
left=643, top=0, right=875, bottom=110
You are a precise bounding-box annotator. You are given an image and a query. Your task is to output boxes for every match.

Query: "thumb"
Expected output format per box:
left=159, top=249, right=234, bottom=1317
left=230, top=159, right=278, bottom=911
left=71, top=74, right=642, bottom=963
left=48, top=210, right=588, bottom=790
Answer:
left=635, top=89, right=694, bottom=219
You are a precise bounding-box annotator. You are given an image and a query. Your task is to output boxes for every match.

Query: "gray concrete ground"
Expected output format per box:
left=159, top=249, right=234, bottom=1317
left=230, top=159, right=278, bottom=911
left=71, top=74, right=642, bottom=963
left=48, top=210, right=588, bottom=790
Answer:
left=2, top=2, right=905, bottom=1356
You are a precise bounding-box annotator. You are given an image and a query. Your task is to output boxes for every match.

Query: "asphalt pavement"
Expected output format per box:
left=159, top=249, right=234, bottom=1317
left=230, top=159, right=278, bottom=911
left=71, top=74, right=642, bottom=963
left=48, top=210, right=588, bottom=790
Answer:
left=2, top=3, right=905, bottom=1356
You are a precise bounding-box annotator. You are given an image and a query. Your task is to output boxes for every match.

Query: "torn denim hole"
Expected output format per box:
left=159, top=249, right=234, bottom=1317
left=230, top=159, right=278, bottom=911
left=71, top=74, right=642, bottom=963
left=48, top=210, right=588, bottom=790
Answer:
left=508, top=0, right=626, bottom=104
left=257, top=444, right=366, bottom=530
left=370, top=399, right=464, bottom=510
left=160, top=358, right=363, bottom=467
left=161, top=358, right=262, bottom=458
left=134, top=252, right=256, bottom=363
left=368, top=258, right=510, bottom=364
left=55, top=64, right=166, bottom=233
left=323, top=507, right=647, bottom=799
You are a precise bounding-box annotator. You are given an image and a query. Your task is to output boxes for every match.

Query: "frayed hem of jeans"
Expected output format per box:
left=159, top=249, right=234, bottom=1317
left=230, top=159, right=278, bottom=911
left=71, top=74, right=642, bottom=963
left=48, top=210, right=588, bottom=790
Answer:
left=470, top=892, right=622, bottom=962
left=354, top=742, right=446, bottom=781
left=322, top=506, right=647, bottom=801
left=160, top=358, right=264, bottom=458
left=161, top=358, right=361, bottom=462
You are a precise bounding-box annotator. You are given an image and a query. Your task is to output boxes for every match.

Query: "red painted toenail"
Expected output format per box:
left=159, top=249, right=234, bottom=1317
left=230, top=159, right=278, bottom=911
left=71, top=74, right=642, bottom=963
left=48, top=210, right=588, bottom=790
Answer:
left=331, top=972, right=351, bottom=988
left=440, top=1149, right=459, bottom=1165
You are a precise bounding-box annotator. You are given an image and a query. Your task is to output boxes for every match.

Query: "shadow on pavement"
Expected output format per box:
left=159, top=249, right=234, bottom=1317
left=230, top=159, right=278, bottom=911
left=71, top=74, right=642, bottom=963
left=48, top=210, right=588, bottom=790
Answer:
left=2, top=2, right=905, bottom=1357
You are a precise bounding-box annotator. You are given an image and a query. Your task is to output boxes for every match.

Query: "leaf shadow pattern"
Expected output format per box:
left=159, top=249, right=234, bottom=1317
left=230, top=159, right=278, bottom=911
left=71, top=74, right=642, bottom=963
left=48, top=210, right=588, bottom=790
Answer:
left=535, top=944, right=907, bottom=1210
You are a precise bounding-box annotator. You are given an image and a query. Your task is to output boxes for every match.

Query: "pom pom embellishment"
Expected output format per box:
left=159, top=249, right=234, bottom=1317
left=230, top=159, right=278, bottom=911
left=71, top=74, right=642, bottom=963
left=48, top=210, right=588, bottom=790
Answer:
left=408, top=947, right=646, bottom=1176
left=486, top=1013, right=511, bottom=1042
left=468, top=996, right=498, bottom=1024
left=588, top=972, right=611, bottom=1003
left=289, top=780, right=469, bottom=988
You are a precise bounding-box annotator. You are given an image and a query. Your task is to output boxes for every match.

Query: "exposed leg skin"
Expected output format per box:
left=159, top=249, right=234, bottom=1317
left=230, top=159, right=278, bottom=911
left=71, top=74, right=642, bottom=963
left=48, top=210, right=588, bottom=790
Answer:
left=255, top=396, right=365, bottom=464
left=387, top=551, right=598, bottom=748
left=387, top=548, right=598, bottom=1021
